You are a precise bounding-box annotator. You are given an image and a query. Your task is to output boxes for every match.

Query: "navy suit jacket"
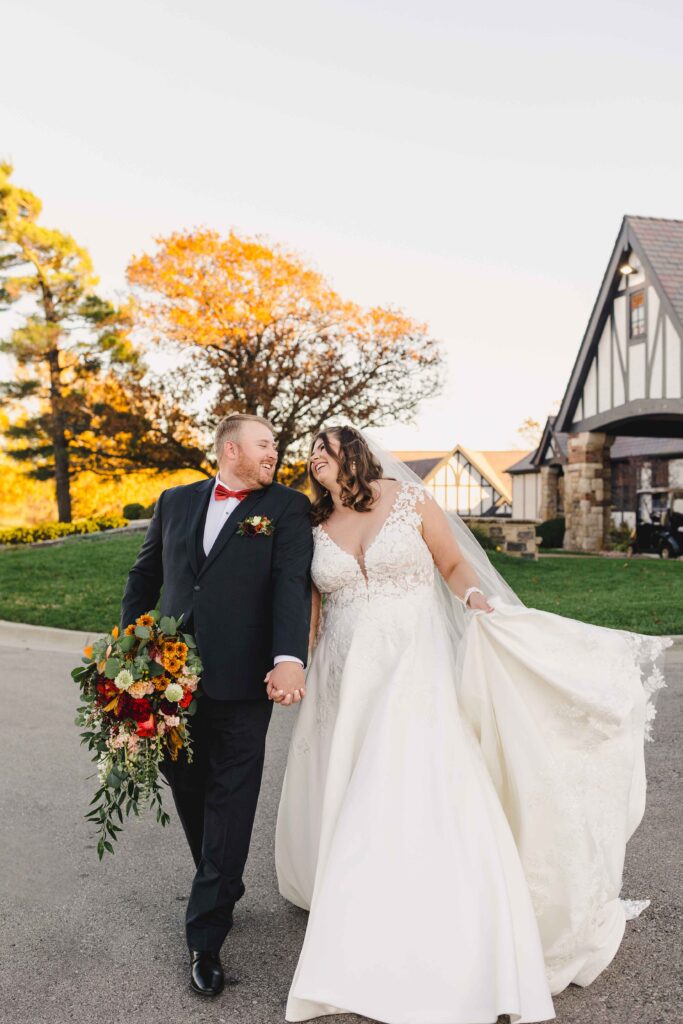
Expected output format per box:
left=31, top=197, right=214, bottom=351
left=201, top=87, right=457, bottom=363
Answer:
left=120, top=478, right=313, bottom=700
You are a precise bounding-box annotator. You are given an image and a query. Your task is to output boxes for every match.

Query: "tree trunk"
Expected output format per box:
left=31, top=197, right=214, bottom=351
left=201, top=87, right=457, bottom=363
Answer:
left=46, top=344, right=72, bottom=522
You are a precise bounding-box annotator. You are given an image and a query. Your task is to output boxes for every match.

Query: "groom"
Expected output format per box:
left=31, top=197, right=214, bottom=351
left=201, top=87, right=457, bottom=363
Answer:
left=121, top=413, right=313, bottom=997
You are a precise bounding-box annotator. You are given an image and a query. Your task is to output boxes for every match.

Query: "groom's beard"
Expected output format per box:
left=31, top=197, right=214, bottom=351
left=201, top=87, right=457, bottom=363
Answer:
left=234, top=451, right=276, bottom=489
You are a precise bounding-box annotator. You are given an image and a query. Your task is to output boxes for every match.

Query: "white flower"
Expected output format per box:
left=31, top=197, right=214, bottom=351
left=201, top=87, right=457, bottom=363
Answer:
left=115, top=668, right=134, bottom=691
left=164, top=682, right=184, bottom=703
left=251, top=516, right=262, bottom=525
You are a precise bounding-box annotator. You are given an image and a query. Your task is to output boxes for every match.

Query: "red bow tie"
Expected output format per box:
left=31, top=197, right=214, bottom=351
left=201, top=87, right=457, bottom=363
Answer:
left=215, top=483, right=253, bottom=502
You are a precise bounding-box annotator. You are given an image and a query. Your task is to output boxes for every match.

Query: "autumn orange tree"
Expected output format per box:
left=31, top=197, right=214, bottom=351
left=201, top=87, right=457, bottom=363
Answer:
left=0, top=165, right=210, bottom=520
left=128, top=229, right=442, bottom=467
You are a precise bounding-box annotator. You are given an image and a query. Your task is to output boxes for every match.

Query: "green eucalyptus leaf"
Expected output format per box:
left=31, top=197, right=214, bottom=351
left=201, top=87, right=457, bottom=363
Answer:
left=148, top=660, right=165, bottom=677
left=159, top=616, right=176, bottom=635
left=118, top=634, right=136, bottom=653
left=181, top=633, right=196, bottom=648
left=103, top=658, right=122, bottom=679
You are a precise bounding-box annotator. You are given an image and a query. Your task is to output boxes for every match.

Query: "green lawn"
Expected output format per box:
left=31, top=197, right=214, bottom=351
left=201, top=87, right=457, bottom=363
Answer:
left=0, top=533, right=144, bottom=633
left=0, top=532, right=681, bottom=635
left=489, top=551, right=682, bottom=635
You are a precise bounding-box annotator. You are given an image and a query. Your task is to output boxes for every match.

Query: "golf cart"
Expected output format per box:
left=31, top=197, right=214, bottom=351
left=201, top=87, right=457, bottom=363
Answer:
left=628, top=487, right=683, bottom=559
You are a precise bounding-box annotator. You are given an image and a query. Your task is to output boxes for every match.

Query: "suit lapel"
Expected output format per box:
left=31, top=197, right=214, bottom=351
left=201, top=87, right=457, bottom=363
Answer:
left=186, top=478, right=215, bottom=577
left=198, top=486, right=269, bottom=578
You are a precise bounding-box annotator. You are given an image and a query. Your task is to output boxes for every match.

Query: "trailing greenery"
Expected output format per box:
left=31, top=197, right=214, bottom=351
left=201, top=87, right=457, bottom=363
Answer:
left=73, top=612, right=201, bottom=858
left=0, top=514, right=127, bottom=546
left=535, top=517, right=565, bottom=549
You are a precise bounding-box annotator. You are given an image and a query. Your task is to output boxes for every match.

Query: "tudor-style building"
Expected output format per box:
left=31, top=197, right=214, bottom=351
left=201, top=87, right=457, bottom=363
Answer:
left=394, top=445, right=525, bottom=516
left=507, top=216, right=683, bottom=550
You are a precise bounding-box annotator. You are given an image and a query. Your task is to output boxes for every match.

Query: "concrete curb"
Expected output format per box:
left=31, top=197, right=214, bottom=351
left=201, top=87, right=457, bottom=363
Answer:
left=0, top=619, right=95, bottom=653
left=1, top=617, right=682, bottom=654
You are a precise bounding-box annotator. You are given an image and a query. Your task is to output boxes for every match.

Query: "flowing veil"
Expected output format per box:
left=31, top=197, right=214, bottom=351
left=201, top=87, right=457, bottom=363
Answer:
left=362, top=428, right=669, bottom=713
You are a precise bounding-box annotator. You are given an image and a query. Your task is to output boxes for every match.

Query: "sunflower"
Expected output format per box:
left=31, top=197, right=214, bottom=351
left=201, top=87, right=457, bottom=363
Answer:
left=136, top=614, right=155, bottom=628
left=124, top=624, right=136, bottom=636
left=172, top=643, right=188, bottom=664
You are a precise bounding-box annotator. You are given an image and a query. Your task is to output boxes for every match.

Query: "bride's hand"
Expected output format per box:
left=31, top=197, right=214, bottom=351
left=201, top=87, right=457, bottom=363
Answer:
left=264, top=664, right=306, bottom=705
left=468, top=592, right=494, bottom=613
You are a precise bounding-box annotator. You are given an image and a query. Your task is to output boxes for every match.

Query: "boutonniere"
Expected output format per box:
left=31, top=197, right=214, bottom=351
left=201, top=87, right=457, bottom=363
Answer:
left=237, top=515, right=274, bottom=537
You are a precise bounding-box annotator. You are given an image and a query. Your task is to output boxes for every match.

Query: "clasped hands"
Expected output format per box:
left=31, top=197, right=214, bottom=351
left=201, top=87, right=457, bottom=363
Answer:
left=264, top=661, right=306, bottom=705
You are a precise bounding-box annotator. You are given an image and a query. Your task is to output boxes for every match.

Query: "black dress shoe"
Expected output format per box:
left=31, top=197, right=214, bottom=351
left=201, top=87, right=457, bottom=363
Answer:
left=190, top=949, right=225, bottom=997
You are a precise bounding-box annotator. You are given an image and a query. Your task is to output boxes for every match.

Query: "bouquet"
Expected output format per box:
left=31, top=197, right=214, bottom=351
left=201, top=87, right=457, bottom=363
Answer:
left=72, top=610, right=202, bottom=859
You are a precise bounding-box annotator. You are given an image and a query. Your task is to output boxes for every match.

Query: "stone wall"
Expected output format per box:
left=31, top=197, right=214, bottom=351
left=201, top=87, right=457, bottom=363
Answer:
left=462, top=517, right=540, bottom=560
left=538, top=465, right=560, bottom=521
left=564, top=432, right=614, bottom=552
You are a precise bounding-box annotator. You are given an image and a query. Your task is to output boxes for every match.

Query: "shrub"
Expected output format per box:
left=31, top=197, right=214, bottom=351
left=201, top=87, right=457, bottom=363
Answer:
left=0, top=515, right=128, bottom=546
left=469, top=525, right=495, bottom=550
left=536, top=517, right=565, bottom=549
left=123, top=502, right=146, bottom=520
left=608, top=521, right=633, bottom=552
left=123, top=501, right=155, bottom=519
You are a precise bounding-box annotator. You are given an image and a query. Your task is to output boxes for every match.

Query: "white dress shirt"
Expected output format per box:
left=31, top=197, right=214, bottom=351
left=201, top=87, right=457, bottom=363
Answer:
left=203, top=474, right=302, bottom=669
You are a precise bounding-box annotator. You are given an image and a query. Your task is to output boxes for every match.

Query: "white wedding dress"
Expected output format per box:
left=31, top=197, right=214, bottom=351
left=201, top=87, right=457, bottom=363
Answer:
left=275, top=481, right=669, bottom=1024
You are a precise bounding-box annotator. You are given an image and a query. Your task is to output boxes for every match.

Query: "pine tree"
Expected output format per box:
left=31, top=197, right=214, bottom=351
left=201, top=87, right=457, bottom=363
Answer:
left=0, top=164, right=209, bottom=521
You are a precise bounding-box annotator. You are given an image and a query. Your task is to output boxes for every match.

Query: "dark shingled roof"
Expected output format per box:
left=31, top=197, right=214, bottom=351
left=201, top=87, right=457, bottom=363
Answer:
left=403, top=457, right=443, bottom=479
left=506, top=451, right=537, bottom=474
left=628, top=216, right=683, bottom=331
left=506, top=431, right=683, bottom=474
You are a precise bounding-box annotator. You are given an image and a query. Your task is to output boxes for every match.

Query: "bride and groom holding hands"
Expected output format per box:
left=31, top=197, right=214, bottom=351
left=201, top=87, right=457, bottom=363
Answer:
left=121, top=412, right=668, bottom=1024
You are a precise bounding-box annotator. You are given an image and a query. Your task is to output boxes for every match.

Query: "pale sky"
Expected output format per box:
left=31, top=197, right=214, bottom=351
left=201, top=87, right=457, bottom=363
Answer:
left=3, top=0, right=683, bottom=452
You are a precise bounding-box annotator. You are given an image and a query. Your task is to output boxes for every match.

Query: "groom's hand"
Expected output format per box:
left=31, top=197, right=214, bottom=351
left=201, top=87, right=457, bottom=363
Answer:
left=265, top=662, right=306, bottom=705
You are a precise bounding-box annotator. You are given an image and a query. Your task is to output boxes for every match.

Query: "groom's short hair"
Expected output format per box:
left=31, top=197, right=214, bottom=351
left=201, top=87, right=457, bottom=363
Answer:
left=215, top=413, right=276, bottom=457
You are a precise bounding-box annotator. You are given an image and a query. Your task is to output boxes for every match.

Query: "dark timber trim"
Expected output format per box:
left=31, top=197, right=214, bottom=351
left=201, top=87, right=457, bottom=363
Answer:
left=555, top=216, right=683, bottom=434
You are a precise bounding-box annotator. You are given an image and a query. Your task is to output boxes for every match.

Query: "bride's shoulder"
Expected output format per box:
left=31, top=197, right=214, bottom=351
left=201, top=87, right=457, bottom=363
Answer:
left=381, top=477, right=426, bottom=503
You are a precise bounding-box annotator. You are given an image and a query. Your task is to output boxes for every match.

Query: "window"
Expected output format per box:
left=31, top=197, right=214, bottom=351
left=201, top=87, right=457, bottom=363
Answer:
left=630, top=290, right=645, bottom=339
left=427, top=455, right=505, bottom=516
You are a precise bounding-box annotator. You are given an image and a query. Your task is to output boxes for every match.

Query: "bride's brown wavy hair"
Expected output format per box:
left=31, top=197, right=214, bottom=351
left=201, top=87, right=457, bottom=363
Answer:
left=308, top=425, right=384, bottom=525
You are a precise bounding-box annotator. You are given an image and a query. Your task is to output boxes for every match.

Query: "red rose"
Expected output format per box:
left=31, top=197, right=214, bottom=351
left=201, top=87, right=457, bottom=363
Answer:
left=128, top=697, right=153, bottom=722
left=159, top=698, right=176, bottom=716
left=179, top=690, right=193, bottom=709
left=117, top=694, right=153, bottom=722
left=135, top=713, right=157, bottom=738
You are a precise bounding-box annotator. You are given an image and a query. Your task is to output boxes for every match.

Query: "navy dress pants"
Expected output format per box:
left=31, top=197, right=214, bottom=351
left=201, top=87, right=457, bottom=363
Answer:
left=161, top=694, right=274, bottom=952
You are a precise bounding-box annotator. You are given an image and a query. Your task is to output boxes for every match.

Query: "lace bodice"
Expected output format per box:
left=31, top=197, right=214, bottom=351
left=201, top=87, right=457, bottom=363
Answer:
left=311, top=481, right=435, bottom=618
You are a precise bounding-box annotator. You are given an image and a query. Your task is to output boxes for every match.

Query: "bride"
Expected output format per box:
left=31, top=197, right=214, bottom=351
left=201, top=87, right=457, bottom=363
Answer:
left=270, top=424, right=670, bottom=1024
